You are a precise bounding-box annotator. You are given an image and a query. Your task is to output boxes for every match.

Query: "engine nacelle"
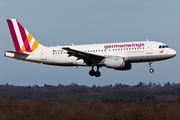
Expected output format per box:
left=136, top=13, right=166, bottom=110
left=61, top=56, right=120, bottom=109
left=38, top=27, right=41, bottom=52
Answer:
left=114, top=62, right=131, bottom=70
left=104, top=56, right=125, bottom=68
left=104, top=56, right=131, bottom=70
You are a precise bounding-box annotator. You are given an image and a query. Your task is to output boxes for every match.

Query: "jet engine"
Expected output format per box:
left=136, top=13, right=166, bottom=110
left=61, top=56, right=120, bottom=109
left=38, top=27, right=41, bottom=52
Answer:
left=104, top=56, right=131, bottom=70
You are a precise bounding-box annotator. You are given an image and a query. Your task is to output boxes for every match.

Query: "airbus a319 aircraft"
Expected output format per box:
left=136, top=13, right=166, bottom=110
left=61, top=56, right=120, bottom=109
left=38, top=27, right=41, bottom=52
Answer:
left=5, top=19, right=176, bottom=77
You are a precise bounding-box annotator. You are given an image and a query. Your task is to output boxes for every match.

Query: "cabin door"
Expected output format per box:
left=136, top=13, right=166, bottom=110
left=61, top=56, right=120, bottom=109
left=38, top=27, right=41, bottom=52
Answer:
left=41, top=49, right=47, bottom=60
left=146, top=42, right=153, bottom=54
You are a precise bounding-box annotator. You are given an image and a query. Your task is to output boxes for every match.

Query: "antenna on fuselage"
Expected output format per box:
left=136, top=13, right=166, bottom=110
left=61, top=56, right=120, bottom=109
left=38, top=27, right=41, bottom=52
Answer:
left=146, top=39, right=149, bottom=41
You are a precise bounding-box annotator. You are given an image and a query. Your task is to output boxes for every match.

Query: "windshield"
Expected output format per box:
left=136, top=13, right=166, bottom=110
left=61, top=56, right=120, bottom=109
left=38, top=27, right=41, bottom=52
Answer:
left=159, top=45, right=169, bottom=49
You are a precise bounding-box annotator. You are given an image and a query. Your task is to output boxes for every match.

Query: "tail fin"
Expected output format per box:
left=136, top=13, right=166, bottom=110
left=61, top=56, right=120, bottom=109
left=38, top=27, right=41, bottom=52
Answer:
left=7, top=19, right=42, bottom=53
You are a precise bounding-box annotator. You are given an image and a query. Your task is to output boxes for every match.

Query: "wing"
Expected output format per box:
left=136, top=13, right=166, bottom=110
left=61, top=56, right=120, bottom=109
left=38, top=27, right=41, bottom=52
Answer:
left=62, top=47, right=105, bottom=64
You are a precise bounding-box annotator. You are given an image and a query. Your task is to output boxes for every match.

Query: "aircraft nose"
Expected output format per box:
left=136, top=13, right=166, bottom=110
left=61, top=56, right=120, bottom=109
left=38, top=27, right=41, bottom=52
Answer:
left=170, top=49, right=177, bottom=57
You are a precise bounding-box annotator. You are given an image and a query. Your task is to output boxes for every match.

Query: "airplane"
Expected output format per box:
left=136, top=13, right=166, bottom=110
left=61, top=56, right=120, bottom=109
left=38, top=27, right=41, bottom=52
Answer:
left=5, top=19, right=176, bottom=77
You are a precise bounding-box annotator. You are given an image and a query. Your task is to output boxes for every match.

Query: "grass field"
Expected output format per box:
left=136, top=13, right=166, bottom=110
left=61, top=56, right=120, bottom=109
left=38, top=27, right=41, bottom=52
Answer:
left=1, top=97, right=180, bottom=120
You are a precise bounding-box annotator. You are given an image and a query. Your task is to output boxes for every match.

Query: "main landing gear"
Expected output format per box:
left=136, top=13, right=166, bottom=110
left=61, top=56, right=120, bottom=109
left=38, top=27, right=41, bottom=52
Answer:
left=149, top=62, right=154, bottom=73
left=89, top=66, right=101, bottom=77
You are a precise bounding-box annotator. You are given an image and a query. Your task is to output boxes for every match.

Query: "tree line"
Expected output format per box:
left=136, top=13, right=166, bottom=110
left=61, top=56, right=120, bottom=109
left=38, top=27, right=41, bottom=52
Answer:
left=0, top=82, right=180, bottom=102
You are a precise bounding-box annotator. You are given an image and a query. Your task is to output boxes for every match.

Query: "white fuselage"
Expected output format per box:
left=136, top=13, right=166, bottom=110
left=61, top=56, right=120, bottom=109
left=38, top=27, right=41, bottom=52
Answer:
left=5, top=41, right=176, bottom=67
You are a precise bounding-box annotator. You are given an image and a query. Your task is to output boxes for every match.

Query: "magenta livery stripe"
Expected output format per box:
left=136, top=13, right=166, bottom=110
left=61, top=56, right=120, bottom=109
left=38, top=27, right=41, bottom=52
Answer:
left=17, top=20, right=32, bottom=52
left=7, top=19, right=21, bottom=52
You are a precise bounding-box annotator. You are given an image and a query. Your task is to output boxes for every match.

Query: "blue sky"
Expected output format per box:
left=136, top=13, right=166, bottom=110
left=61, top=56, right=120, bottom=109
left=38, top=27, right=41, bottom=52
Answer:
left=0, top=0, right=179, bottom=86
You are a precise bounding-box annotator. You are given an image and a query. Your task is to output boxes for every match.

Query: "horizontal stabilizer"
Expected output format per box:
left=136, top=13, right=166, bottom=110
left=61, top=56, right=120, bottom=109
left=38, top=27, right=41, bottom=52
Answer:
left=5, top=51, right=29, bottom=59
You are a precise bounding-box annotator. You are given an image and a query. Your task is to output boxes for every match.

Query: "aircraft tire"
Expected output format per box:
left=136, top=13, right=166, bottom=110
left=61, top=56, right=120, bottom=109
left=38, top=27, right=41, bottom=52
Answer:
left=89, top=69, right=95, bottom=76
left=95, top=71, right=101, bottom=77
left=149, top=68, right=154, bottom=73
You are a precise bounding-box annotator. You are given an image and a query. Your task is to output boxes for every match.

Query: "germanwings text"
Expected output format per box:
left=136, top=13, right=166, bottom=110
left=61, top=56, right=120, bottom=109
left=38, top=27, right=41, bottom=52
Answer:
left=104, top=43, right=144, bottom=49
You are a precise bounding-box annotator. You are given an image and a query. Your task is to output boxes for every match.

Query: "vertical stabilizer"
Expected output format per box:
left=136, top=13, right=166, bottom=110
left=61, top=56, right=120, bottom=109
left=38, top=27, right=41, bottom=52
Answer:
left=7, top=19, right=42, bottom=53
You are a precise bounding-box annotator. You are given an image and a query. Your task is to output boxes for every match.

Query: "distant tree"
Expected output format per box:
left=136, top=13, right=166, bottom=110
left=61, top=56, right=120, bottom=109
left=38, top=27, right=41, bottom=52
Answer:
left=164, top=82, right=171, bottom=87
left=135, top=82, right=145, bottom=88
left=92, top=85, right=96, bottom=88
left=148, top=82, right=153, bottom=87
left=139, top=82, right=145, bottom=87
left=33, top=84, right=39, bottom=88
left=122, top=84, right=128, bottom=89
left=70, top=83, right=78, bottom=86
left=172, top=82, right=176, bottom=86
left=153, top=83, right=157, bottom=87
left=115, top=83, right=122, bottom=88
left=157, top=82, right=162, bottom=87
left=167, top=82, right=171, bottom=86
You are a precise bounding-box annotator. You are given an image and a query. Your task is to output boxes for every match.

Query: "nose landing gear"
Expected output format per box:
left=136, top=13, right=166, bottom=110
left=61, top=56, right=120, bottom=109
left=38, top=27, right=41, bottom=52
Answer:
left=149, top=62, right=154, bottom=73
left=149, top=68, right=154, bottom=73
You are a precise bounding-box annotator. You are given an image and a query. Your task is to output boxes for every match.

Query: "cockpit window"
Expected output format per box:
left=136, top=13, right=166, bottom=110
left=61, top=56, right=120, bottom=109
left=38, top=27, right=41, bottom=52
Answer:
left=159, top=45, right=169, bottom=49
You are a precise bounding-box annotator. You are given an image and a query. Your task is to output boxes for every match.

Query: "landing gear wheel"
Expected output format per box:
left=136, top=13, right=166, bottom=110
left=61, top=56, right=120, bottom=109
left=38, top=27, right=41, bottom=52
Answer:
left=149, top=68, right=154, bottom=73
left=89, top=64, right=102, bottom=77
left=148, top=62, right=154, bottom=73
left=89, top=69, right=95, bottom=76
left=95, top=71, right=101, bottom=77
